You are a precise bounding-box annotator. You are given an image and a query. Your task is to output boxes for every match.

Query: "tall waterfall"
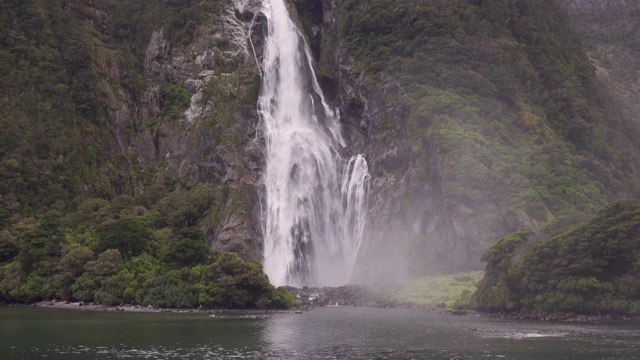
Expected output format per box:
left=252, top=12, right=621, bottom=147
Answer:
left=259, top=0, right=370, bottom=287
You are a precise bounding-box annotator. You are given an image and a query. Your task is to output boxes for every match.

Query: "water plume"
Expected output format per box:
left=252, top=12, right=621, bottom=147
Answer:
left=259, top=0, right=370, bottom=287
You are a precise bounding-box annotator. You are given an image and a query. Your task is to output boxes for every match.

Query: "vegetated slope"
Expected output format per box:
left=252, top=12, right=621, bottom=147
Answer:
left=295, top=0, right=640, bottom=279
left=563, top=0, right=640, bottom=139
left=0, top=0, right=266, bottom=256
left=473, top=200, right=640, bottom=316
left=2, top=0, right=639, bottom=296
left=0, top=0, right=295, bottom=306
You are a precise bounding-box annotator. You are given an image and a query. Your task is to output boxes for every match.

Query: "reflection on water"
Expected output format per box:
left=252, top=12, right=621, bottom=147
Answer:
left=1, top=306, right=639, bottom=359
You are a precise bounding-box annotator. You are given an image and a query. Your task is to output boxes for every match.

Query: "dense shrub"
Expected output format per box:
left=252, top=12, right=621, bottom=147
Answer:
left=473, top=200, right=640, bottom=315
left=96, top=218, right=151, bottom=258
left=0, top=208, right=294, bottom=310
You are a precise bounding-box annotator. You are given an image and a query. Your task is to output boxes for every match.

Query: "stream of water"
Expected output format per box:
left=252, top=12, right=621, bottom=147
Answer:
left=2, top=306, right=639, bottom=359
left=259, top=0, right=370, bottom=287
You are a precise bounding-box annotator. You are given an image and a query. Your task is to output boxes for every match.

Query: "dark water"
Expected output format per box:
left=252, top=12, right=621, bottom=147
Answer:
left=1, top=306, right=639, bottom=359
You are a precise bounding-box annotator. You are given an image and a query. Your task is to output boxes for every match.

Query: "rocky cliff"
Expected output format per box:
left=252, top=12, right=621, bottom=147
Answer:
left=99, top=0, right=270, bottom=258
left=292, top=0, right=640, bottom=282
left=565, top=0, right=640, bottom=118
left=130, top=0, right=265, bottom=258
left=2, top=0, right=640, bottom=286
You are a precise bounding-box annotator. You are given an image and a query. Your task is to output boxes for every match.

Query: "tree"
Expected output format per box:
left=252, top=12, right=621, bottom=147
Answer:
left=71, top=249, right=124, bottom=302
left=96, top=217, right=151, bottom=258
left=0, top=230, right=19, bottom=263
left=54, top=246, right=94, bottom=300
left=159, top=227, right=209, bottom=268
left=17, top=211, right=64, bottom=273
left=204, top=253, right=273, bottom=308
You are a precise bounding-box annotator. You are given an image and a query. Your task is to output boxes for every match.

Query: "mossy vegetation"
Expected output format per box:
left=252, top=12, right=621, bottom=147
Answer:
left=0, top=185, right=295, bottom=309
left=290, top=0, right=640, bottom=275
left=473, top=200, right=640, bottom=315
left=4, top=0, right=640, bottom=309
left=0, top=0, right=281, bottom=310
left=332, top=0, right=640, bottom=220
left=383, top=271, right=483, bottom=309
left=0, top=0, right=224, bottom=220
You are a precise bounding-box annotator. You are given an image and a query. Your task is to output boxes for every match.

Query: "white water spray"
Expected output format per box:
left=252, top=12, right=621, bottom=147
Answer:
left=259, top=0, right=370, bottom=287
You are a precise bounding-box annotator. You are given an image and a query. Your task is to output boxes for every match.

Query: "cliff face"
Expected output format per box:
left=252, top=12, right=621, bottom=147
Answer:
left=302, top=0, right=508, bottom=280
left=0, top=0, right=268, bottom=258
left=90, top=0, right=268, bottom=258
left=565, top=0, right=640, bottom=118
left=130, top=0, right=265, bottom=258
left=292, top=0, right=640, bottom=282
left=2, top=0, right=640, bottom=285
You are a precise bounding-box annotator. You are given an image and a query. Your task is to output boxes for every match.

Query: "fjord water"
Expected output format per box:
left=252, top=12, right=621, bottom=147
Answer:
left=259, top=0, right=370, bottom=287
left=2, top=306, right=639, bottom=359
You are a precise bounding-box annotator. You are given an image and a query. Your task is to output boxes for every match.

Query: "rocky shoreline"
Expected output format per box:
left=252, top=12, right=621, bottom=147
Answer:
left=4, top=286, right=639, bottom=324
left=1, top=300, right=290, bottom=316
left=478, top=310, right=640, bottom=324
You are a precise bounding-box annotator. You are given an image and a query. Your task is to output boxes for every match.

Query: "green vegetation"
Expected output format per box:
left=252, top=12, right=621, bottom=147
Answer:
left=0, top=0, right=221, bottom=221
left=0, top=0, right=289, bottom=309
left=3, top=0, right=640, bottom=310
left=0, top=185, right=295, bottom=309
left=306, top=0, right=640, bottom=271
left=337, top=0, right=640, bottom=208
left=473, top=200, right=640, bottom=315
left=384, top=271, right=483, bottom=309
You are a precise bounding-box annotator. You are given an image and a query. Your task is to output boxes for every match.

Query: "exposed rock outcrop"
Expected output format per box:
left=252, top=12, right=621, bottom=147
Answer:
left=58, top=0, right=640, bottom=283
left=66, top=0, right=267, bottom=258
left=565, top=0, right=640, bottom=117
left=132, top=1, right=266, bottom=258
left=294, top=0, right=491, bottom=282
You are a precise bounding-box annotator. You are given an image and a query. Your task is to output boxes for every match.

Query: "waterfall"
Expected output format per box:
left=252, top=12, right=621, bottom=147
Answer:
left=259, top=0, right=370, bottom=287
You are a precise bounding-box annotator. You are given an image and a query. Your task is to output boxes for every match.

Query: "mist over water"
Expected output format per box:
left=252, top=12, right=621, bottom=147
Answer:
left=259, top=0, right=370, bottom=287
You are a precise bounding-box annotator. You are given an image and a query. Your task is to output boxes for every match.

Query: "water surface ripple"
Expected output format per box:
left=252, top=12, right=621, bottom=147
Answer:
left=1, top=306, right=639, bottom=359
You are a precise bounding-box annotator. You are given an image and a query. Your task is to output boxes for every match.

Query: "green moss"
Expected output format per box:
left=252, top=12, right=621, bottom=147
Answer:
left=384, top=271, right=484, bottom=309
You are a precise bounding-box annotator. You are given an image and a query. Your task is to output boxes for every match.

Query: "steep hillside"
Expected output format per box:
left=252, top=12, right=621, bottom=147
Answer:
left=293, top=0, right=640, bottom=281
left=473, top=200, right=640, bottom=316
left=564, top=0, right=640, bottom=130
left=0, top=0, right=291, bottom=305
left=1, top=0, right=639, bottom=291
left=0, top=0, right=264, bottom=256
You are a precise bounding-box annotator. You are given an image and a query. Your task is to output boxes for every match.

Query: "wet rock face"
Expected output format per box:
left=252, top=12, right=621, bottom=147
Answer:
left=65, top=0, right=112, bottom=32
left=132, top=0, right=267, bottom=259
left=67, top=0, right=267, bottom=259
left=288, top=0, right=489, bottom=282
left=133, top=0, right=488, bottom=275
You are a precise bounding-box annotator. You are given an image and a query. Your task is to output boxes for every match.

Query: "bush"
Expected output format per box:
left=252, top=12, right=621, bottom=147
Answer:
left=142, top=269, right=199, bottom=308
left=10, top=273, right=55, bottom=303
left=159, top=227, right=209, bottom=268
left=154, top=185, right=218, bottom=228
left=204, top=253, right=275, bottom=309
left=96, top=218, right=151, bottom=258
left=473, top=200, right=640, bottom=315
